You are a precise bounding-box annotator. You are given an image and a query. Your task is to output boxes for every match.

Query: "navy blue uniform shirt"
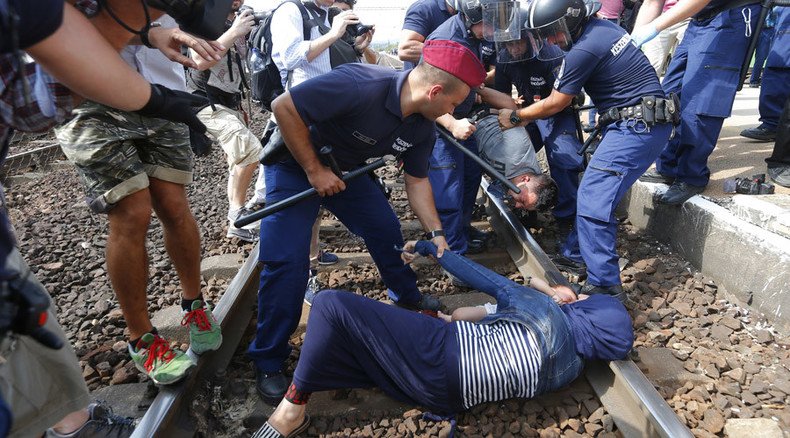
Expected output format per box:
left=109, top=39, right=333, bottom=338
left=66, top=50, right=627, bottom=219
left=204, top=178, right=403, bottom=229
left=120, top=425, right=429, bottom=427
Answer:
left=289, top=64, right=435, bottom=178
left=554, top=18, right=663, bottom=112
left=402, top=0, right=455, bottom=69
left=494, top=59, right=561, bottom=100
left=427, top=14, right=481, bottom=116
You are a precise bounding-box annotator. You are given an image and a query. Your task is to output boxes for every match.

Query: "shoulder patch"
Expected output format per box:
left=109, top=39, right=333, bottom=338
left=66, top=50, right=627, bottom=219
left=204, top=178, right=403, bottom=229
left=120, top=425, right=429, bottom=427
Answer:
left=610, top=34, right=631, bottom=56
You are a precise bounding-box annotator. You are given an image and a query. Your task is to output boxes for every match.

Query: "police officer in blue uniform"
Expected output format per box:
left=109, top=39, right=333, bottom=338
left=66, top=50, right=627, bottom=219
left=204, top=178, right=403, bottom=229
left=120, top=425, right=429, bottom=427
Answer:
left=497, top=0, right=676, bottom=300
left=398, top=0, right=457, bottom=69
left=490, top=7, right=585, bottom=240
left=632, top=0, right=762, bottom=204
left=741, top=6, right=789, bottom=143
left=760, top=5, right=790, bottom=185
left=249, top=40, right=487, bottom=405
left=426, top=0, right=514, bottom=255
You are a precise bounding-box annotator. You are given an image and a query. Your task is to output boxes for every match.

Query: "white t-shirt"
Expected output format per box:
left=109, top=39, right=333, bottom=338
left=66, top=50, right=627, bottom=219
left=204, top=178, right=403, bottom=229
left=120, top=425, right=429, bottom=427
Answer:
left=120, top=16, right=187, bottom=92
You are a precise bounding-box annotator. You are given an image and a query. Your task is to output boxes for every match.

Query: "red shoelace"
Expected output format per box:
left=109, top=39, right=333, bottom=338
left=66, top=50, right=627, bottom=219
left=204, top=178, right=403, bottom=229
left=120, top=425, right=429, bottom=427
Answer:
left=181, top=306, right=212, bottom=331
left=139, top=336, right=176, bottom=372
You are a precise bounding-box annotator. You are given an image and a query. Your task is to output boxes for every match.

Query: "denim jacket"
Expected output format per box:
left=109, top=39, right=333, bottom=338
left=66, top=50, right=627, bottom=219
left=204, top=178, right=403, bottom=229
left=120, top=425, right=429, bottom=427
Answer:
left=417, top=242, right=584, bottom=395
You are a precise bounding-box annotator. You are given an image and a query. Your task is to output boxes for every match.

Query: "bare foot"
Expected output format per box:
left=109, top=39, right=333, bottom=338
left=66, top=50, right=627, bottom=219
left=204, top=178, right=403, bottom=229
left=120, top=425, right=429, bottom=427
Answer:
left=267, top=399, right=307, bottom=436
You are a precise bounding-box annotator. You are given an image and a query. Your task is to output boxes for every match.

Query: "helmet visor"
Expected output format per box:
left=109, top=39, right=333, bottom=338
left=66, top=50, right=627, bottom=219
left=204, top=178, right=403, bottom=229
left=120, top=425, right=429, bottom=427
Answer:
left=530, top=18, right=574, bottom=60
left=495, top=35, right=540, bottom=63
left=482, top=1, right=522, bottom=42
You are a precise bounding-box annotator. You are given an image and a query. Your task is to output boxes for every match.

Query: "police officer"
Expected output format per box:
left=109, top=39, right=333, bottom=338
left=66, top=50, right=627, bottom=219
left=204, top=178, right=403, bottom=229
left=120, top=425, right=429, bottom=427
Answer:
left=760, top=5, right=790, bottom=185
left=398, top=0, right=457, bottom=69
left=425, top=0, right=514, bottom=256
left=497, top=0, right=676, bottom=300
left=249, top=40, right=486, bottom=405
left=632, top=0, right=762, bottom=204
left=488, top=2, right=585, bottom=249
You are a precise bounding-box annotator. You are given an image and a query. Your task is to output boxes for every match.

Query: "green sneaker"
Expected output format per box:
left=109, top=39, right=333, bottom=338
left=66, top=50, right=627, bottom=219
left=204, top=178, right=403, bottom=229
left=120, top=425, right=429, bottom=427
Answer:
left=128, top=333, right=194, bottom=385
left=181, top=300, right=223, bottom=355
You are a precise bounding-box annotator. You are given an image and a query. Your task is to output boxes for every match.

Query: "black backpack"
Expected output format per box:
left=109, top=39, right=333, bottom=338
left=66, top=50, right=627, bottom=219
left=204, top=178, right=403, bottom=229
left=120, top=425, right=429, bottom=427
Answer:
left=248, top=0, right=314, bottom=111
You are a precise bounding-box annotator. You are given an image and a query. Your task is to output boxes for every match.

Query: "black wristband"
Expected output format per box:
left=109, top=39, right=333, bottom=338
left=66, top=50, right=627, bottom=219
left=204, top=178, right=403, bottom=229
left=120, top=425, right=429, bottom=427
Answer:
left=423, top=229, right=445, bottom=240
left=139, top=22, right=161, bottom=49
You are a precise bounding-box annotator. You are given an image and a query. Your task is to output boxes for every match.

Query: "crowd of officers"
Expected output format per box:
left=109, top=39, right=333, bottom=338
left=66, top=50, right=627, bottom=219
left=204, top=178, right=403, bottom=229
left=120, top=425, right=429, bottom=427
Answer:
left=0, top=0, right=788, bottom=436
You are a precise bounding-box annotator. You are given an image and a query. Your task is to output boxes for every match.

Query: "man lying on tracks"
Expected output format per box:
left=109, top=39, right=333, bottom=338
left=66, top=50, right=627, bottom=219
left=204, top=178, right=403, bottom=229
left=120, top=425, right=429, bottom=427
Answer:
left=249, top=40, right=486, bottom=406
left=252, top=241, right=634, bottom=438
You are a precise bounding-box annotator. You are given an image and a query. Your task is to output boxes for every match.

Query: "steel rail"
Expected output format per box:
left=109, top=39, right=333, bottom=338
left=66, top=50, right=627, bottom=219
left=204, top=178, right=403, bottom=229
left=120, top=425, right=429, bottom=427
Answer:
left=131, top=245, right=261, bottom=438
left=481, top=178, right=692, bottom=438
left=1, top=144, right=63, bottom=177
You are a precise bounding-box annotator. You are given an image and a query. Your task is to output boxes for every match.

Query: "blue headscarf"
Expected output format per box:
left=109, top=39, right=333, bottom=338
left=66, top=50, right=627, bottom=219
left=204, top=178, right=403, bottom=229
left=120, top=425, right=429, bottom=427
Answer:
left=561, top=294, right=634, bottom=361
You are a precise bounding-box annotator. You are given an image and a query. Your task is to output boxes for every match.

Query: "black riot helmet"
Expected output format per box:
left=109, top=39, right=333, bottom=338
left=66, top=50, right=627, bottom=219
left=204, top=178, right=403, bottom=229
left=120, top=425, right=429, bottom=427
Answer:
left=483, top=1, right=540, bottom=63
left=459, top=0, right=484, bottom=29
left=524, top=0, right=600, bottom=59
left=445, top=0, right=460, bottom=12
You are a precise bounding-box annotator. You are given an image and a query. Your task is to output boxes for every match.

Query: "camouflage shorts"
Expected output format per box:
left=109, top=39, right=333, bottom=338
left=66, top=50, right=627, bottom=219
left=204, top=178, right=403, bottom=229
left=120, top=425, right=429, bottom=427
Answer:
left=55, top=101, right=192, bottom=213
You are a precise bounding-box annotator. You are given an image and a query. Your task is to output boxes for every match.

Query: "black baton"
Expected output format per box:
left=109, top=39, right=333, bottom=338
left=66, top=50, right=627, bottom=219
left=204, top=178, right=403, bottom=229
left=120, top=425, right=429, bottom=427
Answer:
left=436, top=125, right=521, bottom=194
left=577, top=125, right=603, bottom=156
left=319, top=146, right=343, bottom=177
left=234, top=155, right=394, bottom=228
left=738, top=0, right=773, bottom=92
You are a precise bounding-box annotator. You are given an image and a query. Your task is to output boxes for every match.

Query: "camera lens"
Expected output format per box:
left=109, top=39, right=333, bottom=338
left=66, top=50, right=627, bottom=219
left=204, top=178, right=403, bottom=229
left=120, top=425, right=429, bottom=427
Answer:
left=349, top=23, right=372, bottom=37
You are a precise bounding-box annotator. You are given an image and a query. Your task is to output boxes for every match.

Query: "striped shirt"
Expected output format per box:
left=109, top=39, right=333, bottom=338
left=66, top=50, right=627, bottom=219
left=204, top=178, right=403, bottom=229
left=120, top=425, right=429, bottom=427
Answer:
left=455, top=320, right=543, bottom=409
left=270, top=1, right=332, bottom=89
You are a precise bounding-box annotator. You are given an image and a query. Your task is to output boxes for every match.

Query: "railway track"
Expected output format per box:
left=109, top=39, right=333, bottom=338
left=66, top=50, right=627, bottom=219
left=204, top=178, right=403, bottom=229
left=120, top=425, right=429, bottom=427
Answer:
left=131, top=175, right=693, bottom=438
left=0, top=143, right=63, bottom=177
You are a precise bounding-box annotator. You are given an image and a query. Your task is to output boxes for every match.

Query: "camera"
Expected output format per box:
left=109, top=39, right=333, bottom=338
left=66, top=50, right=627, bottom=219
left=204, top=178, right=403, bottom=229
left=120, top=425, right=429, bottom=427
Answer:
left=238, top=5, right=267, bottom=25
left=723, top=174, right=775, bottom=195
left=347, top=23, right=374, bottom=38
left=145, top=0, right=235, bottom=40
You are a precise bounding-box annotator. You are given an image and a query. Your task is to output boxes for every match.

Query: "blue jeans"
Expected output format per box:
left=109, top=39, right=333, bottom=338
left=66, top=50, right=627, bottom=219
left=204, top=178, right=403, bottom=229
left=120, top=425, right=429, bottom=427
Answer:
left=425, top=244, right=584, bottom=394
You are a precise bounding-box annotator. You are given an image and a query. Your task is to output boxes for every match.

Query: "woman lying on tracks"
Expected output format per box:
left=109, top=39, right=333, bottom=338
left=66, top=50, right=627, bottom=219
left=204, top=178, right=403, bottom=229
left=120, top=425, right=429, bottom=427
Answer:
left=253, top=241, right=634, bottom=438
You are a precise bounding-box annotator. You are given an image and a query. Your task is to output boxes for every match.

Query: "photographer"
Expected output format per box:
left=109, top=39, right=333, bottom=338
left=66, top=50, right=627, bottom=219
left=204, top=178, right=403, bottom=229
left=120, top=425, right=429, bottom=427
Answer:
left=187, top=1, right=264, bottom=242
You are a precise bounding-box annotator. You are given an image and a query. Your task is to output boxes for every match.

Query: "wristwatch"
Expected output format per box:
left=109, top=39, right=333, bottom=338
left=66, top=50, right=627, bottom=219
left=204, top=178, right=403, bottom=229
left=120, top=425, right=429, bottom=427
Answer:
left=509, top=110, right=523, bottom=126
left=424, top=229, right=445, bottom=240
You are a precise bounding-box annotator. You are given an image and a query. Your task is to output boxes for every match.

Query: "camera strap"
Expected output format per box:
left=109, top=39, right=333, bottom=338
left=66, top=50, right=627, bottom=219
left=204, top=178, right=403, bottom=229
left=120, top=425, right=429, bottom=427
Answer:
left=98, top=0, right=153, bottom=37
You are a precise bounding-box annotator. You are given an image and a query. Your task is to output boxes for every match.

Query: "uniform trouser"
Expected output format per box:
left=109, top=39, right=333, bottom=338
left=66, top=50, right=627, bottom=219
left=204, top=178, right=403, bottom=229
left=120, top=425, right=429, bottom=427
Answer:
left=767, top=96, right=790, bottom=167
left=534, top=113, right=584, bottom=221
left=655, top=6, right=759, bottom=187
left=293, top=290, right=462, bottom=415
left=562, top=122, right=673, bottom=287
left=428, top=132, right=482, bottom=254
left=750, top=27, right=775, bottom=84
left=247, top=159, right=422, bottom=372
left=758, top=67, right=790, bottom=130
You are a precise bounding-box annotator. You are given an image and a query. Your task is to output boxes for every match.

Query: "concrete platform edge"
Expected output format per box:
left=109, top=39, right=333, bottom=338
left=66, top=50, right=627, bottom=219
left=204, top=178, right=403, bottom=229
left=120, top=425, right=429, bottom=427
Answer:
left=620, top=181, right=790, bottom=331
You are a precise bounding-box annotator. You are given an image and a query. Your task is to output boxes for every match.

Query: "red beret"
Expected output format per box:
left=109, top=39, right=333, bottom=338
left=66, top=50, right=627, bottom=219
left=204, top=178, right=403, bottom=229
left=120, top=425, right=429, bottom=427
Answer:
left=422, top=39, right=486, bottom=89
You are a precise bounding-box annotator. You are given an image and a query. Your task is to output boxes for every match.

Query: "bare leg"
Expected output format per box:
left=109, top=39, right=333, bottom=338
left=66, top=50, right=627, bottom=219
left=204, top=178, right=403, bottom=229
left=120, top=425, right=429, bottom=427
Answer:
left=228, top=162, right=258, bottom=210
left=50, top=409, right=90, bottom=435
left=106, top=189, right=155, bottom=340
left=148, top=178, right=202, bottom=300
left=267, top=398, right=307, bottom=436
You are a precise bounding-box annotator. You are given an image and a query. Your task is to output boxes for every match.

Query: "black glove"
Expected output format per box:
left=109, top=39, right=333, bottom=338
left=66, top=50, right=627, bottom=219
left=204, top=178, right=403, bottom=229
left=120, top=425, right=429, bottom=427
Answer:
left=189, top=126, right=213, bottom=157
left=136, top=84, right=209, bottom=133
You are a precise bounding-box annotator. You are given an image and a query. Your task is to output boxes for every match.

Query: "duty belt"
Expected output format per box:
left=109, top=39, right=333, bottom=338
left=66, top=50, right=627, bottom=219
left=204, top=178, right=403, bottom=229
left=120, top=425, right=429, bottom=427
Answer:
left=598, top=94, right=681, bottom=128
